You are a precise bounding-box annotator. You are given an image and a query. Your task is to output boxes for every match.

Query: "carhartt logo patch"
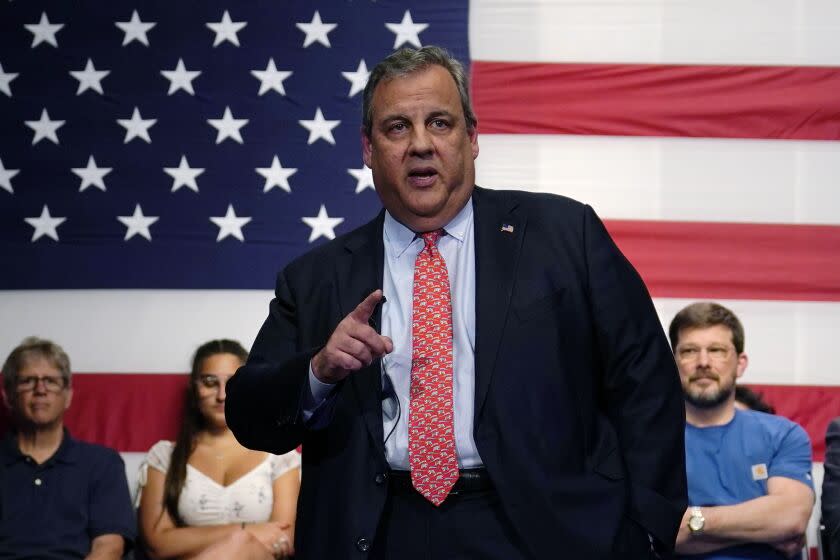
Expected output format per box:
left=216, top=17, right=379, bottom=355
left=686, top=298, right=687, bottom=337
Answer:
left=751, top=463, right=768, bottom=480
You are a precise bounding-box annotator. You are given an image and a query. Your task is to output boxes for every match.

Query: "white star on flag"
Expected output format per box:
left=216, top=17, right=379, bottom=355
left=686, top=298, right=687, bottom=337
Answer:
left=347, top=167, right=375, bottom=193
left=164, top=155, right=205, bottom=192
left=117, top=107, right=157, bottom=143
left=296, top=11, right=337, bottom=48
left=207, top=106, right=248, bottom=144
left=117, top=204, right=159, bottom=241
left=302, top=205, right=344, bottom=242
left=0, top=158, right=20, bottom=194
left=25, top=205, right=66, bottom=242
left=385, top=10, right=428, bottom=49
left=207, top=11, right=247, bottom=47
left=251, top=59, right=292, bottom=96
left=25, top=108, right=65, bottom=145
left=0, top=63, right=19, bottom=97
left=210, top=205, right=252, bottom=242
left=341, top=60, right=370, bottom=97
left=115, top=10, right=156, bottom=47
left=161, top=59, right=201, bottom=95
left=256, top=156, right=297, bottom=193
left=24, top=12, right=64, bottom=48
left=69, top=58, right=110, bottom=95
left=71, top=155, right=112, bottom=192
left=299, top=108, right=340, bottom=145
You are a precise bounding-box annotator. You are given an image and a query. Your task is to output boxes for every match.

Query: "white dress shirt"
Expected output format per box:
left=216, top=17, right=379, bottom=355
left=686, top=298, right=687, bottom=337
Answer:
left=305, top=199, right=482, bottom=469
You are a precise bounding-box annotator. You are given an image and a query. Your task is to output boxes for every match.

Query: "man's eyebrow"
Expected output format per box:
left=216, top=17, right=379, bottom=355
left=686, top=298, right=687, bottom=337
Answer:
left=378, top=113, right=407, bottom=123
left=378, top=109, right=456, bottom=122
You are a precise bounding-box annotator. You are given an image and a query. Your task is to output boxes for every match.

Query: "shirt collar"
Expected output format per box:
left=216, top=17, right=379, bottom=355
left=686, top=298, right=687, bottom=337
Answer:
left=383, top=197, right=473, bottom=259
left=52, top=429, right=79, bottom=464
left=0, top=428, right=79, bottom=466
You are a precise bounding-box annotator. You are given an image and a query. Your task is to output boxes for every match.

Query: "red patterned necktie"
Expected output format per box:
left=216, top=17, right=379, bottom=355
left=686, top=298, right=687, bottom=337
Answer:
left=408, top=229, right=459, bottom=506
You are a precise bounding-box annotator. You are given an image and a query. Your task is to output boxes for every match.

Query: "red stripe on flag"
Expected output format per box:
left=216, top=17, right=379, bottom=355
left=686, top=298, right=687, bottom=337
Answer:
left=605, top=220, right=840, bottom=301
left=745, top=384, right=840, bottom=462
left=472, top=61, right=840, bottom=140
left=0, top=374, right=187, bottom=453
left=0, top=376, right=835, bottom=459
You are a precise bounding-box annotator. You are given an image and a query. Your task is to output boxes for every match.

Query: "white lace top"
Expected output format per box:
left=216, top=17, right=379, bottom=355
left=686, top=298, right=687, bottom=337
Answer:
left=144, top=440, right=301, bottom=526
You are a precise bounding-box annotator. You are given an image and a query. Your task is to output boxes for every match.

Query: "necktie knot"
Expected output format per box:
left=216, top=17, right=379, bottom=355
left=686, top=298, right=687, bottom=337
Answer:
left=420, top=229, right=444, bottom=249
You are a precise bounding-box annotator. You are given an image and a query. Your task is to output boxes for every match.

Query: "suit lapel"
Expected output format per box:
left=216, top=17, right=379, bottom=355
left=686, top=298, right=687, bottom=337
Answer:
left=472, top=187, right=525, bottom=422
left=335, top=212, right=388, bottom=462
left=333, top=191, right=524, bottom=453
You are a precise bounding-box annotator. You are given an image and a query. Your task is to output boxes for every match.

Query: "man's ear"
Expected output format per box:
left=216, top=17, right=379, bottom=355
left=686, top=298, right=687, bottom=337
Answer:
left=469, top=126, right=479, bottom=160
left=64, top=387, right=73, bottom=411
left=735, top=353, right=749, bottom=380
left=361, top=128, right=373, bottom=169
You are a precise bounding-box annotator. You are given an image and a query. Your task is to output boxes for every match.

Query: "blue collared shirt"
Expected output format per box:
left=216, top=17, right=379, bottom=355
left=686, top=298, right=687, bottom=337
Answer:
left=306, top=199, right=482, bottom=469
left=0, top=430, right=136, bottom=559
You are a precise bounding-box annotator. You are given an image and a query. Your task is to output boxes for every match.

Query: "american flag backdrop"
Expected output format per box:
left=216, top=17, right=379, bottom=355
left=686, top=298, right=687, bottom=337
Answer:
left=0, top=0, right=468, bottom=288
left=1, top=0, right=839, bottom=552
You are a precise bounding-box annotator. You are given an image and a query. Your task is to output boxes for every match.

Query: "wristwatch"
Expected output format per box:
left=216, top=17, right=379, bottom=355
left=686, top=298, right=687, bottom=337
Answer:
left=687, top=506, right=705, bottom=534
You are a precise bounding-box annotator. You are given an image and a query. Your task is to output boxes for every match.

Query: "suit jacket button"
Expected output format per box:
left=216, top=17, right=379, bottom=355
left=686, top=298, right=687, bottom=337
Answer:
left=356, top=537, right=370, bottom=552
left=374, top=473, right=387, bottom=485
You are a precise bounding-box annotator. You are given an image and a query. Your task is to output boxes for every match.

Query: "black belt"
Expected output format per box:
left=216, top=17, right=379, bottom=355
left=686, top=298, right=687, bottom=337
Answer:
left=388, top=468, right=493, bottom=496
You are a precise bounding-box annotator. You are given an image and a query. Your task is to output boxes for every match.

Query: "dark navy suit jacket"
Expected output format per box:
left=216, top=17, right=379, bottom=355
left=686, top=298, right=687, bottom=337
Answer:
left=226, top=186, right=688, bottom=559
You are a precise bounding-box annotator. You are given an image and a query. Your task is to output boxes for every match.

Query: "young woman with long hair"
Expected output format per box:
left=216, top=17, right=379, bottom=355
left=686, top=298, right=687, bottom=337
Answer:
left=138, top=339, right=300, bottom=559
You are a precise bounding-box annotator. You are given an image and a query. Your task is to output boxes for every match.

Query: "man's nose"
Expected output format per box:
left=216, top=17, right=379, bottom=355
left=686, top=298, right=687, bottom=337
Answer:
left=216, top=381, right=227, bottom=402
left=408, top=127, right=433, bottom=155
left=697, top=349, right=712, bottom=367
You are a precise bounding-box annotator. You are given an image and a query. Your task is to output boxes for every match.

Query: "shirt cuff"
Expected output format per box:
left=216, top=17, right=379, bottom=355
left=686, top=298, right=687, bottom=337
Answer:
left=301, top=361, right=337, bottom=421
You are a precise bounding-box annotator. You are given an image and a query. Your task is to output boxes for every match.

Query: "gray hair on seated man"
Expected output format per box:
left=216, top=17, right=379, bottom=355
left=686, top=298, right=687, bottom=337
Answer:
left=2, top=336, right=71, bottom=397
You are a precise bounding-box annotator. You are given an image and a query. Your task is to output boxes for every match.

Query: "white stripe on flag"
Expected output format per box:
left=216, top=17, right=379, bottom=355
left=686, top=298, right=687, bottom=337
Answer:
left=654, top=298, right=840, bottom=386
left=0, top=290, right=271, bottom=374
left=2, top=291, right=838, bottom=386
left=476, top=135, right=840, bottom=225
left=470, top=0, right=840, bottom=66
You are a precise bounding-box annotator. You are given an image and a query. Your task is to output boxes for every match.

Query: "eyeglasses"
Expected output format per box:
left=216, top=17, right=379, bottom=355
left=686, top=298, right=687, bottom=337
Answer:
left=676, top=344, right=735, bottom=364
left=16, top=375, right=67, bottom=393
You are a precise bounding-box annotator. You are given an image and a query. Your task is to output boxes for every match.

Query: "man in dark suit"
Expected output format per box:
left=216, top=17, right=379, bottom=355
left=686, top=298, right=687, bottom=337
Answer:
left=226, top=45, right=687, bottom=559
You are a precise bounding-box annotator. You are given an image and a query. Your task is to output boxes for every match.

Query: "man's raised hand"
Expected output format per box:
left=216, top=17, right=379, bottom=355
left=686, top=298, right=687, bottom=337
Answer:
left=311, top=290, right=393, bottom=383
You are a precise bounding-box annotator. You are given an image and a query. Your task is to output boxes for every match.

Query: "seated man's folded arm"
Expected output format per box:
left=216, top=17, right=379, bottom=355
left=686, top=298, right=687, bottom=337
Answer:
left=84, top=534, right=124, bottom=560
left=677, top=422, right=814, bottom=555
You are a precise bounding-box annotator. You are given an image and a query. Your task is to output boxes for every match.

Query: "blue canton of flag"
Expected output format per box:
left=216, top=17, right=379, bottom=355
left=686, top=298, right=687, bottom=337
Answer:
left=0, top=0, right=469, bottom=289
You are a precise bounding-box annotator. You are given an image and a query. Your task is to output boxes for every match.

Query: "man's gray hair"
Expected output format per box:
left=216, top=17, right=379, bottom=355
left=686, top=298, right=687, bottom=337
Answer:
left=2, top=337, right=72, bottom=394
left=362, top=46, right=478, bottom=136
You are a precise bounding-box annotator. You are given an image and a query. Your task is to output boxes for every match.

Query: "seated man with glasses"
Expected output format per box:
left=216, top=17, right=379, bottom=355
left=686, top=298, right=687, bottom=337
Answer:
left=0, top=337, right=135, bottom=559
left=669, top=303, right=815, bottom=559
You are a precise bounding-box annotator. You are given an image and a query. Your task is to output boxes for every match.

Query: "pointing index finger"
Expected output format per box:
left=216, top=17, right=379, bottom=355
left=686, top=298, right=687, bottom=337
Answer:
left=350, top=289, right=384, bottom=324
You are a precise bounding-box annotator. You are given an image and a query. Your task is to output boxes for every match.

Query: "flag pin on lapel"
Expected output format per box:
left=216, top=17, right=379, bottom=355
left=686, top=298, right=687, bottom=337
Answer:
left=500, top=224, right=514, bottom=233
